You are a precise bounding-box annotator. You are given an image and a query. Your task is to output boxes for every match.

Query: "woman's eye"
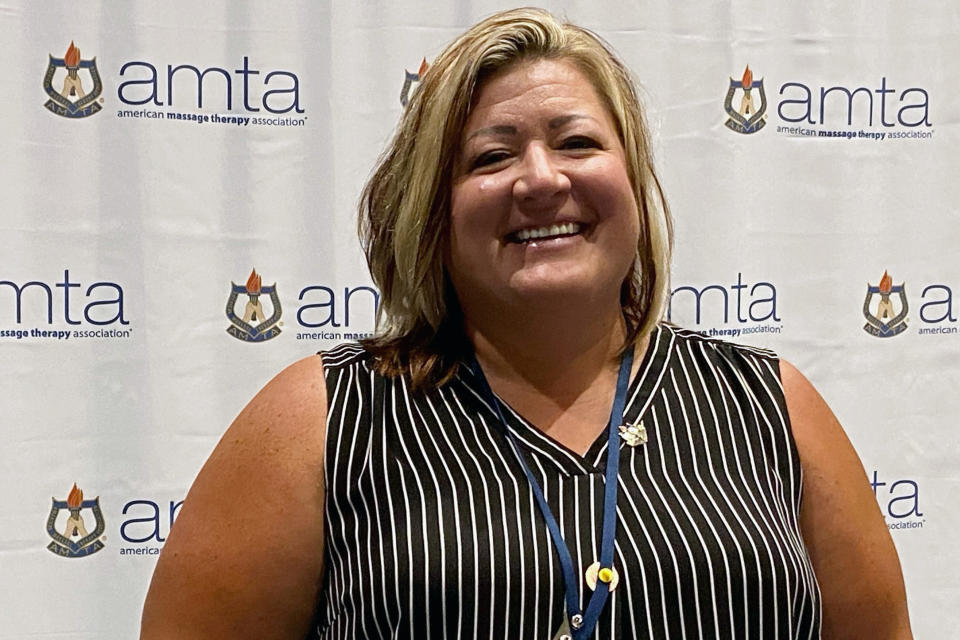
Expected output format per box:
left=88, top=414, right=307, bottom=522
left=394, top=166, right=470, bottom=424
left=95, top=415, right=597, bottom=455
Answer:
left=470, top=150, right=510, bottom=170
left=561, top=136, right=600, bottom=150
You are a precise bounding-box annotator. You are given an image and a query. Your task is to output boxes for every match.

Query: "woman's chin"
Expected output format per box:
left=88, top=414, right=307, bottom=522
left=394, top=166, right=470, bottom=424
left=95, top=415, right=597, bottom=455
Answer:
left=505, top=275, right=613, bottom=307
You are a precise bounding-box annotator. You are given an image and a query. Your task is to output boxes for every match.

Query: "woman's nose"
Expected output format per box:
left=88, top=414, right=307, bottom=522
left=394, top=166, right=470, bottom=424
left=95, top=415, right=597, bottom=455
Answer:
left=512, top=143, right=571, bottom=204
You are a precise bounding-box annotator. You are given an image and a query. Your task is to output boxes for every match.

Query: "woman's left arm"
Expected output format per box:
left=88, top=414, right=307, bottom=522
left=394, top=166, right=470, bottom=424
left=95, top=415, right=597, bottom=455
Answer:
left=780, top=359, right=913, bottom=640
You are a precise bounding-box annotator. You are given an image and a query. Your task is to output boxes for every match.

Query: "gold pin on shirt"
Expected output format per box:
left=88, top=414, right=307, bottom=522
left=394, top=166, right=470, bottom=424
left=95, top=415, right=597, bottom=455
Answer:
left=585, top=561, right=620, bottom=591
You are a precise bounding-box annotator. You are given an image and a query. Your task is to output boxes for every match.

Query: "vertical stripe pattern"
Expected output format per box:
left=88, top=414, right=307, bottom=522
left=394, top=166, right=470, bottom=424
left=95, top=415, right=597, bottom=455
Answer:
left=308, top=324, right=822, bottom=639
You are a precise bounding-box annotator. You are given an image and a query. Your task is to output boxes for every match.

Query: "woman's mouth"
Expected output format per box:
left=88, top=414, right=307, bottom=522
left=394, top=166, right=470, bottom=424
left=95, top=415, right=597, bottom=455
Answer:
left=507, top=222, right=584, bottom=244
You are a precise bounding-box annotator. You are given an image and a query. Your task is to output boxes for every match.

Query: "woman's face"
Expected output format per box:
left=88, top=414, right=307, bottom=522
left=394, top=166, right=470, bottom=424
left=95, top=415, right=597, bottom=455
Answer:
left=447, top=58, right=640, bottom=317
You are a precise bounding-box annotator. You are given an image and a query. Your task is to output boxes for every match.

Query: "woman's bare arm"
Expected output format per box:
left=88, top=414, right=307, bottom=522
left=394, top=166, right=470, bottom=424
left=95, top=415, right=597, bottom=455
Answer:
left=141, top=355, right=328, bottom=640
left=781, top=359, right=912, bottom=639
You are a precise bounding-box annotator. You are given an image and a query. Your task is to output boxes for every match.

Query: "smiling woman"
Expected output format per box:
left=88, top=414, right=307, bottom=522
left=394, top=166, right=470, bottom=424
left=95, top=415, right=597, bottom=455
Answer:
left=448, top=59, right=640, bottom=340
left=357, top=9, right=671, bottom=390
left=141, top=8, right=912, bottom=640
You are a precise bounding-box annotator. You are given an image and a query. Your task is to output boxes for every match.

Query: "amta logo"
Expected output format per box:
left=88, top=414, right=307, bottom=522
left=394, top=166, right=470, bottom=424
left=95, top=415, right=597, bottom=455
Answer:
left=221, top=268, right=381, bottom=343
left=667, top=272, right=781, bottom=339
left=724, top=65, right=767, bottom=134
left=862, top=269, right=960, bottom=338
left=863, top=270, right=907, bottom=338
left=724, top=65, right=932, bottom=137
left=226, top=268, right=282, bottom=342
left=117, top=55, right=303, bottom=114
left=777, top=77, right=930, bottom=129
left=0, top=269, right=130, bottom=341
left=46, top=483, right=106, bottom=558
left=43, top=41, right=103, bottom=118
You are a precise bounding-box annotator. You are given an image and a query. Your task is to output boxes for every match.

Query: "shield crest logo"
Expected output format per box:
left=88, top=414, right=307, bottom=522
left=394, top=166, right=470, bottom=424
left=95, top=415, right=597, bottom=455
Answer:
left=226, top=268, right=282, bottom=342
left=400, top=58, right=429, bottom=107
left=43, top=41, right=103, bottom=119
left=724, top=65, right=767, bottom=134
left=863, top=270, right=909, bottom=338
left=46, top=484, right=106, bottom=558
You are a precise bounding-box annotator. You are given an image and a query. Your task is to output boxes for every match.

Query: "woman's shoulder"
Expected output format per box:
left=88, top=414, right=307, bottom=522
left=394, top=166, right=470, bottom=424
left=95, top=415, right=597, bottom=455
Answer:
left=141, top=354, right=329, bottom=638
left=659, top=321, right=780, bottom=363
left=318, top=340, right=374, bottom=373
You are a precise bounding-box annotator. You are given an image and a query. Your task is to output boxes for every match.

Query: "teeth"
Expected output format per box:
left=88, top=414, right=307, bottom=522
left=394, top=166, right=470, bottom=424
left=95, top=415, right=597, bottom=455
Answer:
left=514, top=222, right=582, bottom=242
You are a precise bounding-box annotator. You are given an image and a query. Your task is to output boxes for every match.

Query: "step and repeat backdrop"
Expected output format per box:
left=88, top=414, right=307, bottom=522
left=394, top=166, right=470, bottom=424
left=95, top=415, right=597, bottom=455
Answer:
left=1, top=1, right=956, bottom=638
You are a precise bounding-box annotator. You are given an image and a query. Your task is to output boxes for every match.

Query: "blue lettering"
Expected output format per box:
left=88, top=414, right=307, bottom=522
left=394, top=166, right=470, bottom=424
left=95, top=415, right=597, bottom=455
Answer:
left=819, top=85, right=873, bottom=126
left=117, top=56, right=303, bottom=114
left=262, top=71, right=303, bottom=114
left=919, top=284, right=955, bottom=323
left=167, top=64, right=232, bottom=110
left=870, top=470, right=886, bottom=495
left=120, top=499, right=183, bottom=543
left=887, top=479, right=923, bottom=518
left=0, top=270, right=126, bottom=326
left=298, top=285, right=379, bottom=328
left=898, top=88, right=932, bottom=127
left=871, top=471, right=923, bottom=519
left=118, top=61, right=162, bottom=106
left=170, top=499, right=184, bottom=524
left=877, top=77, right=895, bottom=127
left=84, top=282, right=128, bottom=326
left=670, top=284, right=728, bottom=324
left=732, top=274, right=748, bottom=323
left=0, top=279, right=52, bottom=323
left=748, top=281, right=780, bottom=322
left=120, top=500, right=163, bottom=543
left=343, top=286, right=380, bottom=328
left=668, top=274, right=779, bottom=325
left=778, top=82, right=814, bottom=124
left=777, top=76, right=930, bottom=128
left=298, top=285, right=338, bottom=328
left=56, top=271, right=82, bottom=325
left=236, top=56, right=260, bottom=112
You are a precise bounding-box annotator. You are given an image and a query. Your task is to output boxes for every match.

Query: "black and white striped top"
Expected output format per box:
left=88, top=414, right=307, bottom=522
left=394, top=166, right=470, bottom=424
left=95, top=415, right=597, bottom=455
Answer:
left=309, top=324, right=821, bottom=639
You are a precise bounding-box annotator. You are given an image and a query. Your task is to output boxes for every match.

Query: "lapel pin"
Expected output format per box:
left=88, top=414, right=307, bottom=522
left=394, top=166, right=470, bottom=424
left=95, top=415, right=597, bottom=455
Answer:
left=618, top=420, right=647, bottom=447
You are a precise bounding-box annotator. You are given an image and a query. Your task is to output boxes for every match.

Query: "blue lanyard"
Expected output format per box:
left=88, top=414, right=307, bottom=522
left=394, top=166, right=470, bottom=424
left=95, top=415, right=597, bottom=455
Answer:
left=470, top=348, right=633, bottom=639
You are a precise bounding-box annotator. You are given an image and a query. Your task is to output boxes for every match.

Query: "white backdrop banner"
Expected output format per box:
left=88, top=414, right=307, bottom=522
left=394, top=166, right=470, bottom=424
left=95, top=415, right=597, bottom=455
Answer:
left=0, top=1, right=956, bottom=638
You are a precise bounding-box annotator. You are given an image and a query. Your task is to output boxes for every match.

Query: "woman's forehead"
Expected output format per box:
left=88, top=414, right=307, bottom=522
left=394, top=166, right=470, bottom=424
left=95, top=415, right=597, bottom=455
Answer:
left=464, top=59, right=611, bottom=131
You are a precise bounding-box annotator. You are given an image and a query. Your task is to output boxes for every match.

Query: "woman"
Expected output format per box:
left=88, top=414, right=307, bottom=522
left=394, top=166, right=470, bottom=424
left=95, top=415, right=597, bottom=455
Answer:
left=141, top=8, right=912, bottom=639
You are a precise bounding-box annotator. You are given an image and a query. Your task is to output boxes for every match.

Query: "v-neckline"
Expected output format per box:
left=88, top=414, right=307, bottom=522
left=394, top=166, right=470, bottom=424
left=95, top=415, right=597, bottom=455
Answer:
left=461, top=324, right=675, bottom=477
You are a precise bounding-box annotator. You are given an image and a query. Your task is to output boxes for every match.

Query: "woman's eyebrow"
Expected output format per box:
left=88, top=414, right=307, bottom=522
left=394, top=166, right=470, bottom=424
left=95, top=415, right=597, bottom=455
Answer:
left=465, top=124, right=517, bottom=141
left=548, top=113, right=592, bottom=128
left=465, top=114, right=595, bottom=142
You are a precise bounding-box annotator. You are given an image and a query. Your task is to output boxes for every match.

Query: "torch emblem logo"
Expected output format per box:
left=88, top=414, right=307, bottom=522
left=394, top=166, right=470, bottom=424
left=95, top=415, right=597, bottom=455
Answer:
left=724, top=65, right=767, bottom=134
left=863, top=270, right=909, bottom=338
left=400, top=58, right=430, bottom=107
left=42, top=41, right=103, bottom=119
left=46, top=483, right=106, bottom=558
left=226, top=268, right=282, bottom=342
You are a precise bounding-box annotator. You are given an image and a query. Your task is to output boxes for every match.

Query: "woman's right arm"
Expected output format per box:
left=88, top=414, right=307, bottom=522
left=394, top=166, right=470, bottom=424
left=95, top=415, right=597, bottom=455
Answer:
left=141, top=355, right=328, bottom=640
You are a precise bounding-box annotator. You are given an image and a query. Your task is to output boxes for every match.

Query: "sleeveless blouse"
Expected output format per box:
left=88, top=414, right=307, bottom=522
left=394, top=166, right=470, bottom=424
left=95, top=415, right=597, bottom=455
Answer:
left=307, top=324, right=822, bottom=639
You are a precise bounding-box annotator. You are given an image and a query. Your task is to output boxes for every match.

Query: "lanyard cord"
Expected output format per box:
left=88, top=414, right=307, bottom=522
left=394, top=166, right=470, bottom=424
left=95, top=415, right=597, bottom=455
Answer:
left=469, top=347, right=633, bottom=639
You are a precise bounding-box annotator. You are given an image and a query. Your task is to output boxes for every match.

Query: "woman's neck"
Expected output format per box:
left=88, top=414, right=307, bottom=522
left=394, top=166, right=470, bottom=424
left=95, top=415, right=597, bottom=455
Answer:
left=464, top=298, right=648, bottom=455
left=465, top=298, right=628, bottom=402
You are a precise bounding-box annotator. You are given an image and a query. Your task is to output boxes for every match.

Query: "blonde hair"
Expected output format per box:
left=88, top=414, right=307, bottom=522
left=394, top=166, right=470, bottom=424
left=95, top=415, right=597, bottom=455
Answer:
left=359, top=7, right=672, bottom=389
